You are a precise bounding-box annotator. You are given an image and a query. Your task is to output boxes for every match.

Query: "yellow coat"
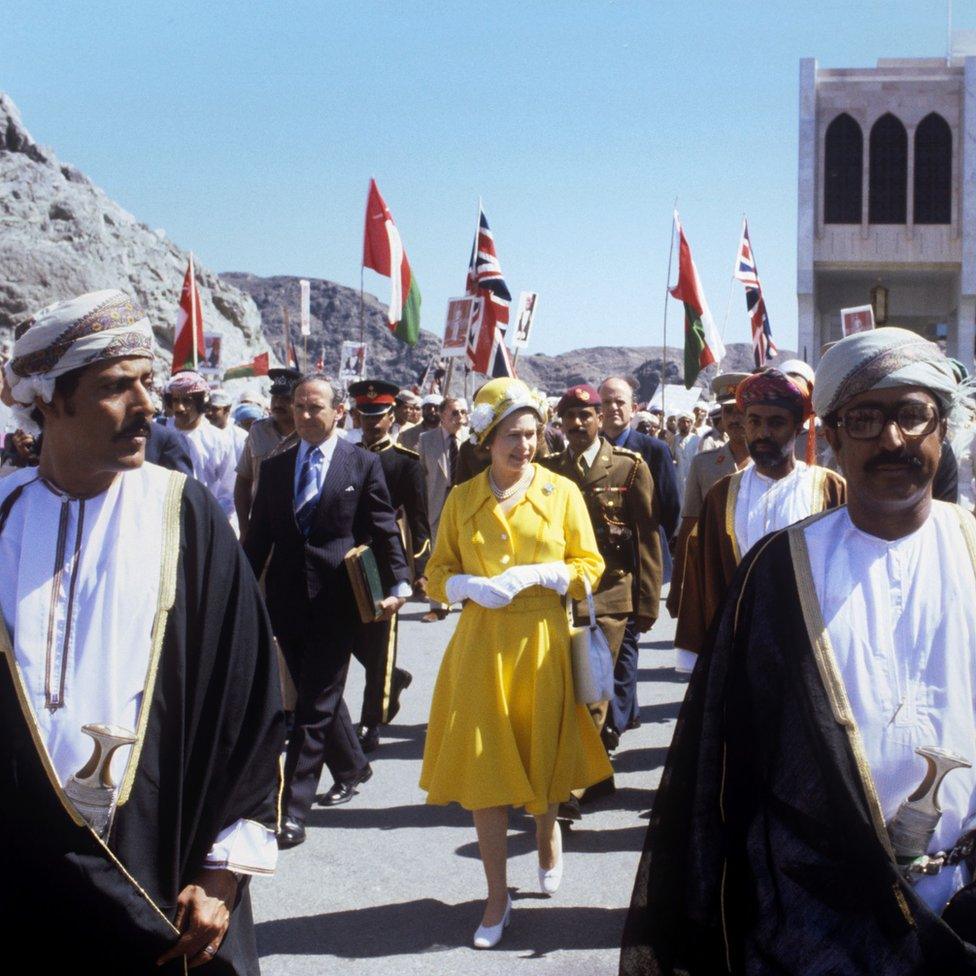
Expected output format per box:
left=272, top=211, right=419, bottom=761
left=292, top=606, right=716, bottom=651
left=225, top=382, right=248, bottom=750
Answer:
left=420, top=465, right=613, bottom=814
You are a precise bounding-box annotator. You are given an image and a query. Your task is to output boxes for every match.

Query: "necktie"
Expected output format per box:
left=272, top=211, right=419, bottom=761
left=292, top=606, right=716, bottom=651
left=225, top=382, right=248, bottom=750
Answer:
left=448, top=435, right=459, bottom=483
left=576, top=454, right=589, bottom=478
left=295, top=446, right=323, bottom=536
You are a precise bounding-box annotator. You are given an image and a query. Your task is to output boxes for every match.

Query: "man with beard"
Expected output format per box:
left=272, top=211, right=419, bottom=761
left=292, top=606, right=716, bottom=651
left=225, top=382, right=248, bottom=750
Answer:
left=666, top=373, right=752, bottom=621
left=673, top=368, right=846, bottom=672
left=622, top=327, right=976, bottom=976
left=0, top=290, right=282, bottom=974
left=673, top=411, right=700, bottom=501
left=234, top=367, right=300, bottom=535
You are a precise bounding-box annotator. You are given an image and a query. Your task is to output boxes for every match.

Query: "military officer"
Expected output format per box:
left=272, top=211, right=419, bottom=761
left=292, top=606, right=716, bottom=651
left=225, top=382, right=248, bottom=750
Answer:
left=541, top=384, right=663, bottom=819
left=666, top=372, right=751, bottom=619
left=348, top=379, right=432, bottom=753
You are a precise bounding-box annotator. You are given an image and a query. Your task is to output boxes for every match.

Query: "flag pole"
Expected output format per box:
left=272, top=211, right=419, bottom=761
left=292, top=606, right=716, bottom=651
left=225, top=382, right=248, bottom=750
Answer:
left=444, top=357, right=455, bottom=396
left=719, top=214, right=746, bottom=345
left=359, top=265, right=366, bottom=348
left=661, top=205, right=677, bottom=418
left=189, top=252, right=198, bottom=370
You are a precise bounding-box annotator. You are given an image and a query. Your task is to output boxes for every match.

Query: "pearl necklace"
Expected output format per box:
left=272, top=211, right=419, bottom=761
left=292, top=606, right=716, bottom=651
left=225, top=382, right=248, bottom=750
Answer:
left=489, top=467, right=533, bottom=501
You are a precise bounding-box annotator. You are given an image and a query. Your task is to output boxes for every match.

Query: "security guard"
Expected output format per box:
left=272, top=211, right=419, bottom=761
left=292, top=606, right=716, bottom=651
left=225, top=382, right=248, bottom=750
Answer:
left=540, top=384, right=663, bottom=817
left=348, top=379, right=432, bottom=753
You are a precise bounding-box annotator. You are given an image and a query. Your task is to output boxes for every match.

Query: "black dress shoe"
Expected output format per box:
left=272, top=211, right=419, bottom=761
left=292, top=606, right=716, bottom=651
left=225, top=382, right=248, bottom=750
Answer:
left=581, top=775, right=616, bottom=804
left=316, top=765, right=373, bottom=806
left=357, top=723, right=380, bottom=753
left=557, top=796, right=582, bottom=824
left=386, top=669, right=413, bottom=723
left=601, top=724, right=621, bottom=753
left=277, top=818, right=306, bottom=849
left=626, top=716, right=642, bottom=731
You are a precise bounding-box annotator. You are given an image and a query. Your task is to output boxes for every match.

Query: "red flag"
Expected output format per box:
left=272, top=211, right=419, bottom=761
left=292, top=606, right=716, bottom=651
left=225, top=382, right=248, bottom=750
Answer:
left=172, top=255, right=205, bottom=372
left=362, top=178, right=421, bottom=345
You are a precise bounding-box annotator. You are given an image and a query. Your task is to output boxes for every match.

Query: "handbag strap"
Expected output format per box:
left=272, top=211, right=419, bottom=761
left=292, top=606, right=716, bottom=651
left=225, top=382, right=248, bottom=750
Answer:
left=582, top=575, right=597, bottom=630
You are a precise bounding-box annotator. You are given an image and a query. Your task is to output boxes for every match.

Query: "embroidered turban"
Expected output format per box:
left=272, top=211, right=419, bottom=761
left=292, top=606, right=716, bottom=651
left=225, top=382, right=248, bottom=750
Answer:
left=813, top=327, right=960, bottom=419
left=4, top=290, right=153, bottom=412
left=166, top=371, right=210, bottom=396
left=735, top=368, right=810, bottom=420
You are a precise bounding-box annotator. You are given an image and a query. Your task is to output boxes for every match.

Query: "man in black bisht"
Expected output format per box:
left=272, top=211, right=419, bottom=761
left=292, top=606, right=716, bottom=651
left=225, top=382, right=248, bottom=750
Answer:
left=0, top=290, right=283, bottom=975
left=347, top=378, right=431, bottom=753
left=621, top=327, right=976, bottom=975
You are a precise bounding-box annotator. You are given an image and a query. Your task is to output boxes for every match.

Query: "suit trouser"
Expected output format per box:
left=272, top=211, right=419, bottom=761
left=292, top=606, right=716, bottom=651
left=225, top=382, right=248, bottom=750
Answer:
left=279, top=611, right=368, bottom=824
left=351, top=614, right=399, bottom=726
left=610, top=617, right=641, bottom=733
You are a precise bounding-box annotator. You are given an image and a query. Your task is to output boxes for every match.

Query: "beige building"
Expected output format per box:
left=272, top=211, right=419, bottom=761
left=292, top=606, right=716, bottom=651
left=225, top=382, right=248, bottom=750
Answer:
left=798, top=52, right=976, bottom=368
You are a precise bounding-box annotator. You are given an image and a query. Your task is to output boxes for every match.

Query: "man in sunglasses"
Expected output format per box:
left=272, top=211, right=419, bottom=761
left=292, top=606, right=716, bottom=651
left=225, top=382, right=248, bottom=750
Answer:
left=622, top=327, right=976, bottom=975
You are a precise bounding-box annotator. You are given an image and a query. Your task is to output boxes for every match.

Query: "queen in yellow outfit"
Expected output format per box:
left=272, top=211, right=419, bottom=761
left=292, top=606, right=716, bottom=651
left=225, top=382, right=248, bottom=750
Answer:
left=420, top=377, right=612, bottom=949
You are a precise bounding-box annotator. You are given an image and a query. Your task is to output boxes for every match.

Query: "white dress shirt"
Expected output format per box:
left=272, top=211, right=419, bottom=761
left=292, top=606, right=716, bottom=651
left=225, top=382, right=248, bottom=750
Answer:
left=0, top=464, right=276, bottom=875
left=805, top=503, right=976, bottom=913
left=294, top=436, right=411, bottom=599
left=733, top=461, right=822, bottom=556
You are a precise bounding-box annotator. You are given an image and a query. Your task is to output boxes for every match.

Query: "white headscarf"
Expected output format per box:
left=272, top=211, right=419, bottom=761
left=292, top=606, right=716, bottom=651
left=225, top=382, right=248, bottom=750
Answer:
left=813, top=327, right=962, bottom=419
left=5, top=290, right=154, bottom=419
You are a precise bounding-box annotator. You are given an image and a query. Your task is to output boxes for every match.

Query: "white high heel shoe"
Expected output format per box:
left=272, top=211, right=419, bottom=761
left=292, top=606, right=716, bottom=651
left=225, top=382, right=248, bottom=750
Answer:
left=473, top=895, right=512, bottom=949
left=538, top=821, right=563, bottom=895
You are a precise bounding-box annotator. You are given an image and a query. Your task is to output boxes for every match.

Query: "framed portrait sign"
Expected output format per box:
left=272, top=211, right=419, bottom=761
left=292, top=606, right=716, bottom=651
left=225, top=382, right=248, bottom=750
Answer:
left=442, top=296, right=477, bottom=358
left=840, top=304, right=875, bottom=337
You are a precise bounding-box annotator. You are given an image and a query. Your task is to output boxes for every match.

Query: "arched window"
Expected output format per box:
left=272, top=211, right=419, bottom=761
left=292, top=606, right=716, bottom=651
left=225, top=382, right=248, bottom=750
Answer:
left=869, top=113, right=908, bottom=224
left=824, top=113, right=862, bottom=223
left=914, top=112, right=952, bottom=224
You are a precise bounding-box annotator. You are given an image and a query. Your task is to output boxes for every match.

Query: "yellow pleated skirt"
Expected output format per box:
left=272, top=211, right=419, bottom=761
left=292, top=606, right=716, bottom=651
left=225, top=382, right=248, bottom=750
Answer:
left=420, top=590, right=613, bottom=815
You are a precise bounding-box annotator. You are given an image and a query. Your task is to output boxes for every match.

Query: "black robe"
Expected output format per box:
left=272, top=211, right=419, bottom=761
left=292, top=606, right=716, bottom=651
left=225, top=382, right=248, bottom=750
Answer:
left=0, top=476, right=284, bottom=975
left=620, top=513, right=976, bottom=976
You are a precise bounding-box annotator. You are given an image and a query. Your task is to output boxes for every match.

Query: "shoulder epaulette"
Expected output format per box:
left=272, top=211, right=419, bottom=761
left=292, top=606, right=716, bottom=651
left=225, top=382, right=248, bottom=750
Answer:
left=611, top=445, right=642, bottom=462
left=394, top=444, right=419, bottom=459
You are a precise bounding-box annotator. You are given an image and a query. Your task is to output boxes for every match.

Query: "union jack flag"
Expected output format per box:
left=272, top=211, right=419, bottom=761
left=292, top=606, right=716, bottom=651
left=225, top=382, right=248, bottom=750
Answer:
left=465, top=206, right=512, bottom=315
left=734, top=219, right=777, bottom=368
left=467, top=292, right=516, bottom=378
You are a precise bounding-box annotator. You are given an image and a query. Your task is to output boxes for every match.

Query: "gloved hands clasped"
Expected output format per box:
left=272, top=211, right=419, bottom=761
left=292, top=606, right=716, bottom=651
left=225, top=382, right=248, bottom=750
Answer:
left=445, top=562, right=571, bottom=609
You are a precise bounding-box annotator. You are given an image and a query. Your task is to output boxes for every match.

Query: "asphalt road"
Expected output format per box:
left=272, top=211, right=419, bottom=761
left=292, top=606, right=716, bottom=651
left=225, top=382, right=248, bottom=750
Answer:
left=252, top=589, right=687, bottom=975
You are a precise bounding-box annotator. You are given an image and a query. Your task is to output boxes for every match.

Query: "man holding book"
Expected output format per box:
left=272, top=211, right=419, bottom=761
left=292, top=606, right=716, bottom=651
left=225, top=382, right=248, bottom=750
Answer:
left=243, top=373, right=410, bottom=850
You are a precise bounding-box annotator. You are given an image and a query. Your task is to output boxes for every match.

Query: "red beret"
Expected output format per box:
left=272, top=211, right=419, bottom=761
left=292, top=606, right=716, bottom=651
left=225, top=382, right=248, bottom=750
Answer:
left=556, top=384, right=601, bottom=415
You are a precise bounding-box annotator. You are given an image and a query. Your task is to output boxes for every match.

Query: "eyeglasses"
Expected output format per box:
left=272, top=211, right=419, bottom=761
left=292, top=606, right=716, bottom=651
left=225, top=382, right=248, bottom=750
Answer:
left=834, top=402, right=940, bottom=440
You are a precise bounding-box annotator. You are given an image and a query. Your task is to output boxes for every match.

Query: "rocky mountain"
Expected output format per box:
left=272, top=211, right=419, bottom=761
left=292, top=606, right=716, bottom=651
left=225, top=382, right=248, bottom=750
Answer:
left=0, top=92, right=262, bottom=365
left=221, top=273, right=441, bottom=387
left=1, top=90, right=795, bottom=403
left=516, top=342, right=797, bottom=401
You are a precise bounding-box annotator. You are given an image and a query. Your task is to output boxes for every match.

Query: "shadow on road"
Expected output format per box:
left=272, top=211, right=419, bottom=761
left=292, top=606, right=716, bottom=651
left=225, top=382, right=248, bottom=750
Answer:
left=256, top=898, right=626, bottom=959
left=306, top=800, right=472, bottom=830
left=637, top=666, right=690, bottom=685
left=453, top=822, right=647, bottom=860
left=368, top=722, right=427, bottom=762
left=611, top=744, right=668, bottom=774
left=638, top=699, right=681, bottom=724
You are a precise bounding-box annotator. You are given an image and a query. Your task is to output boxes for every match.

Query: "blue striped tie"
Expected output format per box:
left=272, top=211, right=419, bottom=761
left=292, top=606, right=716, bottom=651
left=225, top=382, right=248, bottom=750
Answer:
left=295, top=446, right=323, bottom=537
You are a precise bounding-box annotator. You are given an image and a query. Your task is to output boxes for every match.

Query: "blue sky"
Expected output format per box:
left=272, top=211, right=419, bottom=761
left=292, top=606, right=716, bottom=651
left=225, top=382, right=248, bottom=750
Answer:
left=4, top=1, right=973, bottom=356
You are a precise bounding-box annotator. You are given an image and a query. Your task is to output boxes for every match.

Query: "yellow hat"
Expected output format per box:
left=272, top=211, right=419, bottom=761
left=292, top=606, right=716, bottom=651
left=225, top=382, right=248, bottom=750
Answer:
left=468, top=377, right=546, bottom=445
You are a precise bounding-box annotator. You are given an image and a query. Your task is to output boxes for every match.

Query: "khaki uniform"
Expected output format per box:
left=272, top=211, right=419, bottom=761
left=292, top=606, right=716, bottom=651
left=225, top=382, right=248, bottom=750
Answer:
left=541, top=437, right=663, bottom=730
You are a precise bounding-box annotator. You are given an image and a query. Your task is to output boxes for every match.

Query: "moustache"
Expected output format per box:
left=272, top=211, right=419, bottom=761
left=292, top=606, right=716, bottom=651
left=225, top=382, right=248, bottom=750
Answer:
left=115, top=419, right=153, bottom=440
left=865, top=451, right=923, bottom=472
left=749, top=439, right=782, bottom=454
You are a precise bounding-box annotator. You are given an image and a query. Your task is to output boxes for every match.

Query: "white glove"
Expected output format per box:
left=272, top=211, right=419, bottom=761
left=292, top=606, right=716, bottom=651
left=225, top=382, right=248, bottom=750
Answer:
left=493, top=561, right=571, bottom=596
left=445, top=574, right=513, bottom=609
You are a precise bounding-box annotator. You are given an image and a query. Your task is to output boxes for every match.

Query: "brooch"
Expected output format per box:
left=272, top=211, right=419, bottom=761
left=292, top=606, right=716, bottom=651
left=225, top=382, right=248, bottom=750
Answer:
left=542, top=482, right=555, bottom=495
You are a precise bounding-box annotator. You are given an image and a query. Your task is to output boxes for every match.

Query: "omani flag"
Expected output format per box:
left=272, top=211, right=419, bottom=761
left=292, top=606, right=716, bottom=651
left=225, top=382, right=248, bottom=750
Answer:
left=362, top=179, right=421, bottom=346
left=670, top=213, right=725, bottom=388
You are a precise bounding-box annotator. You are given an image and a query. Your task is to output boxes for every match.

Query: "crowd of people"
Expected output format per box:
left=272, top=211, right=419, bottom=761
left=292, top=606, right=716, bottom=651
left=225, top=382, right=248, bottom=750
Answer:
left=2, top=286, right=976, bottom=973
